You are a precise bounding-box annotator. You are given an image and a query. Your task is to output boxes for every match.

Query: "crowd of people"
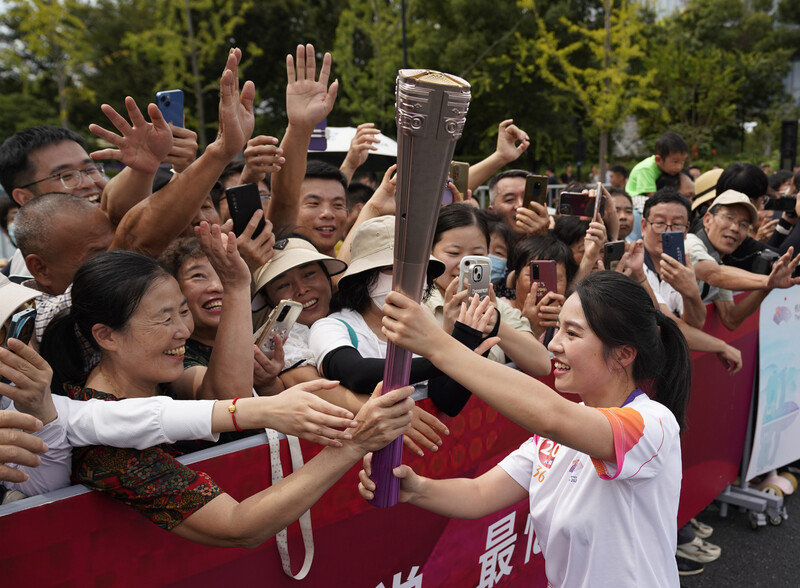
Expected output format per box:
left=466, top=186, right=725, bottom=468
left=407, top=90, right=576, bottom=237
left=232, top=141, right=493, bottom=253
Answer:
left=1, top=43, right=799, bottom=586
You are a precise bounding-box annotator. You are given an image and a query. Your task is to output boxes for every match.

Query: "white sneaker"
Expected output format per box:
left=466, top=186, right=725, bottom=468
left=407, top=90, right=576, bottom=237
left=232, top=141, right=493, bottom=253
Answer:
left=677, top=536, right=721, bottom=563
left=690, top=517, right=714, bottom=539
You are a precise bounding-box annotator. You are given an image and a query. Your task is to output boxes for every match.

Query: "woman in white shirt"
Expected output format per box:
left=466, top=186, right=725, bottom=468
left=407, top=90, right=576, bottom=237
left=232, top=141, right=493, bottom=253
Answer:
left=362, top=270, right=692, bottom=587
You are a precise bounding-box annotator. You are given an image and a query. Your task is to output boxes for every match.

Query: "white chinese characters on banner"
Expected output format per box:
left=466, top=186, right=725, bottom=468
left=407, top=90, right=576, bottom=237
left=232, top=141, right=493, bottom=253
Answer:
left=375, top=565, right=423, bottom=588
left=478, top=512, right=517, bottom=588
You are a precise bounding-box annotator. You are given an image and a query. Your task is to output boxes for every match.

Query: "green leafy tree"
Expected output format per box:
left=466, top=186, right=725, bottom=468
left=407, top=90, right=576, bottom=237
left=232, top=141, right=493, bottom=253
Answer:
left=1, top=0, right=95, bottom=128
left=643, top=0, right=796, bottom=159
left=332, top=0, right=405, bottom=130
left=122, top=0, right=256, bottom=146
left=520, top=0, right=659, bottom=176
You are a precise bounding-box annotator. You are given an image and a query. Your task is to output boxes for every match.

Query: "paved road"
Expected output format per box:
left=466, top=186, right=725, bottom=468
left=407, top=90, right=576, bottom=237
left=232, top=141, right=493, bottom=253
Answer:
left=681, top=490, right=798, bottom=587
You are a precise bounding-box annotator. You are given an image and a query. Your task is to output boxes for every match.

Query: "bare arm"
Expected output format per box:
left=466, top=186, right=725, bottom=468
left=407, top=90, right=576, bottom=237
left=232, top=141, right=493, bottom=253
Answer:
left=336, top=164, right=396, bottom=268
left=693, top=259, right=769, bottom=291
left=110, top=49, right=254, bottom=257
left=92, top=97, right=173, bottom=226
left=360, top=459, right=528, bottom=520
left=382, top=292, right=617, bottom=462
left=468, top=120, right=530, bottom=191
left=662, top=307, right=742, bottom=374
left=270, top=44, right=339, bottom=237
left=173, top=223, right=255, bottom=400
left=713, top=291, right=769, bottom=331
left=173, top=385, right=413, bottom=548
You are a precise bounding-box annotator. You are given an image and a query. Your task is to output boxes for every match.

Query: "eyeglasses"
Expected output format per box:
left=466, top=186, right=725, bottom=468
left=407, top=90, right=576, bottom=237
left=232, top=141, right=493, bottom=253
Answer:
left=714, top=212, right=751, bottom=232
left=644, top=219, right=688, bottom=233
left=259, top=191, right=271, bottom=202
left=19, top=164, right=105, bottom=190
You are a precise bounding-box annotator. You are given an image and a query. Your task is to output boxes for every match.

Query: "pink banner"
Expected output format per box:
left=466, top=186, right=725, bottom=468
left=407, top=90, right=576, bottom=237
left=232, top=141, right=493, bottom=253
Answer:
left=0, top=301, right=757, bottom=585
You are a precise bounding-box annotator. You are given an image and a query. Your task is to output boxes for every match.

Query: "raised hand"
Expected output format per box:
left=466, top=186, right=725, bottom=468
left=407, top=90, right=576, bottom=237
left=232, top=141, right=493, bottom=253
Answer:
left=0, top=339, right=57, bottom=425
left=495, top=119, right=530, bottom=164
left=232, top=211, right=276, bottom=274
left=441, top=276, right=470, bottom=335
left=242, top=135, right=285, bottom=182
left=253, top=340, right=285, bottom=396
left=211, top=48, right=256, bottom=160
left=660, top=250, right=699, bottom=298
left=341, top=122, right=380, bottom=175
left=164, top=125, right=198, bottom=173
left=194, top=221, right=251, bottom=289
left=89, top=96, right=173, bottom=174
left=515, top=201, right=550, bottom=237
left=457, top=293, right=495, bottom=335
left=766, top=247, right=800, bottom=290
left=522, top=290, right=564, bottom=338
left=285, top=43, right=339, bottom=131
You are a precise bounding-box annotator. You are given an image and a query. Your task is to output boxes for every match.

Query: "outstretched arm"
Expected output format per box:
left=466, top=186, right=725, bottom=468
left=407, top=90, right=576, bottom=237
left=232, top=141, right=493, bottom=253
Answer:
left=173, top=384, right=413, bottom=548
left=93, top=96, right=173, bottom=226
left=382, top=291, right=617, bottom=462
left=359, top=457, right=527, bottom=519
left=110, top=48, right=255, bottom=257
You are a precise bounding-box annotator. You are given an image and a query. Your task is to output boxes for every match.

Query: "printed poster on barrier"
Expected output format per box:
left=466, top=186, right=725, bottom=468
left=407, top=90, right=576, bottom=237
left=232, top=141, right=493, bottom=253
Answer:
left=746, top=287, right=800, bottom=481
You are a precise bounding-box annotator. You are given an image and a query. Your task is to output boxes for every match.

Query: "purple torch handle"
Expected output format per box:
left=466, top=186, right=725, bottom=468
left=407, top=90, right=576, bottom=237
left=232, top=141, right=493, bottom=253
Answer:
left=369, top=70, right=471, bottom=508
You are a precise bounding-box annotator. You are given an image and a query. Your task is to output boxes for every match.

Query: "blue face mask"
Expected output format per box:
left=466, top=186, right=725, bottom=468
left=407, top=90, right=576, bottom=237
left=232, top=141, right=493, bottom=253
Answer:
left=7, top=222, right=16, bottom=247
left=488, top=253, right=507, bottom=282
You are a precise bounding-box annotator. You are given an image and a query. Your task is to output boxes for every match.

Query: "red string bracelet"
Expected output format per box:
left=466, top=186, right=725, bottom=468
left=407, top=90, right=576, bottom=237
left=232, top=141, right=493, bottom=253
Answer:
left=228, top=397, right=242, bottom=432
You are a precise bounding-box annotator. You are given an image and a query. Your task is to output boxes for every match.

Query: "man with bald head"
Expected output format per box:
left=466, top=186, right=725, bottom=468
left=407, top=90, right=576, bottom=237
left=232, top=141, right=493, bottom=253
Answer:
left=14, top=194, right=114, bottom=296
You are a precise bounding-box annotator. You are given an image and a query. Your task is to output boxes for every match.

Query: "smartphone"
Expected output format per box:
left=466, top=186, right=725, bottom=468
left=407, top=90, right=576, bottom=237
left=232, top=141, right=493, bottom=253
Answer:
left=661, top=231, right=686, bottom=265
left=226, top=183, right=266, bottom=238
left=441, top=179, right=454, bottom=206
left=458, top=256, right=491, bottom=299
left=254, top=300, right=303, bottom=358
left=594, top=182, right=604, bottom=222
left=450, top=161, right=469, bottom=197
left=1, top=307, right=37, bottom=385
left=530, top=260, right=557, bottom=303
left=155, top=90, right=184, bottom=127
left=524, top=175, right=549, bottom=208
left=603, top=240, right=625, bottom=271
left=764, top=196, right=796, bottom=211
left=558, top=192, right=605, bottom=218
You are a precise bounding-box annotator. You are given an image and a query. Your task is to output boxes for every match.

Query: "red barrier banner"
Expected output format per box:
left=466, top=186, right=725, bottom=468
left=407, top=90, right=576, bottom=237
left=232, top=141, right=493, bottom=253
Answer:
left=0, top=302, right=758, bottom=586
left=677, top=296, right=759, bottom=524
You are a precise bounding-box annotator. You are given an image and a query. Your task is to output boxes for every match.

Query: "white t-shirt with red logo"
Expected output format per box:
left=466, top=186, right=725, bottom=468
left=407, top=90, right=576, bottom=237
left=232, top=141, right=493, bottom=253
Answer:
left=498, top=393, right=681, bottom=588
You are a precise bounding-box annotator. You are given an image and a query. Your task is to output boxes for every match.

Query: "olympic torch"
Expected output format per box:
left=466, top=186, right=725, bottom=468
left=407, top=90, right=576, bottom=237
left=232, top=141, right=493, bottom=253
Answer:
left=369, top=70, right=471, bottom=508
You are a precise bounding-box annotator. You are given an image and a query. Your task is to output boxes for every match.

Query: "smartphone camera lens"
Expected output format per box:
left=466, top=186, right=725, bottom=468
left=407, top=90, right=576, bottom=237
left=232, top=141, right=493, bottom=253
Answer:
left=472, top=265, right=482, bottom=282
left=278, top=306, right=290, bottom=321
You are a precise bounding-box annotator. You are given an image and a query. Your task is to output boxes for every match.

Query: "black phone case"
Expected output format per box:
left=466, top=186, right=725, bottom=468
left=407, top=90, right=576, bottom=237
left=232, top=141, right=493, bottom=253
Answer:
left=603, top=241, right=625, bottom=270
left=226, top=184, right=266, bottom=238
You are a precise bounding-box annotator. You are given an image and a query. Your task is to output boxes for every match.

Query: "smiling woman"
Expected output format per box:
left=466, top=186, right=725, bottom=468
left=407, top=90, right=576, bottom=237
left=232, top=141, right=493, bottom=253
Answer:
left=36, top=238, right=413, bottom=548
left=363, top=271, right=693, bottom=587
